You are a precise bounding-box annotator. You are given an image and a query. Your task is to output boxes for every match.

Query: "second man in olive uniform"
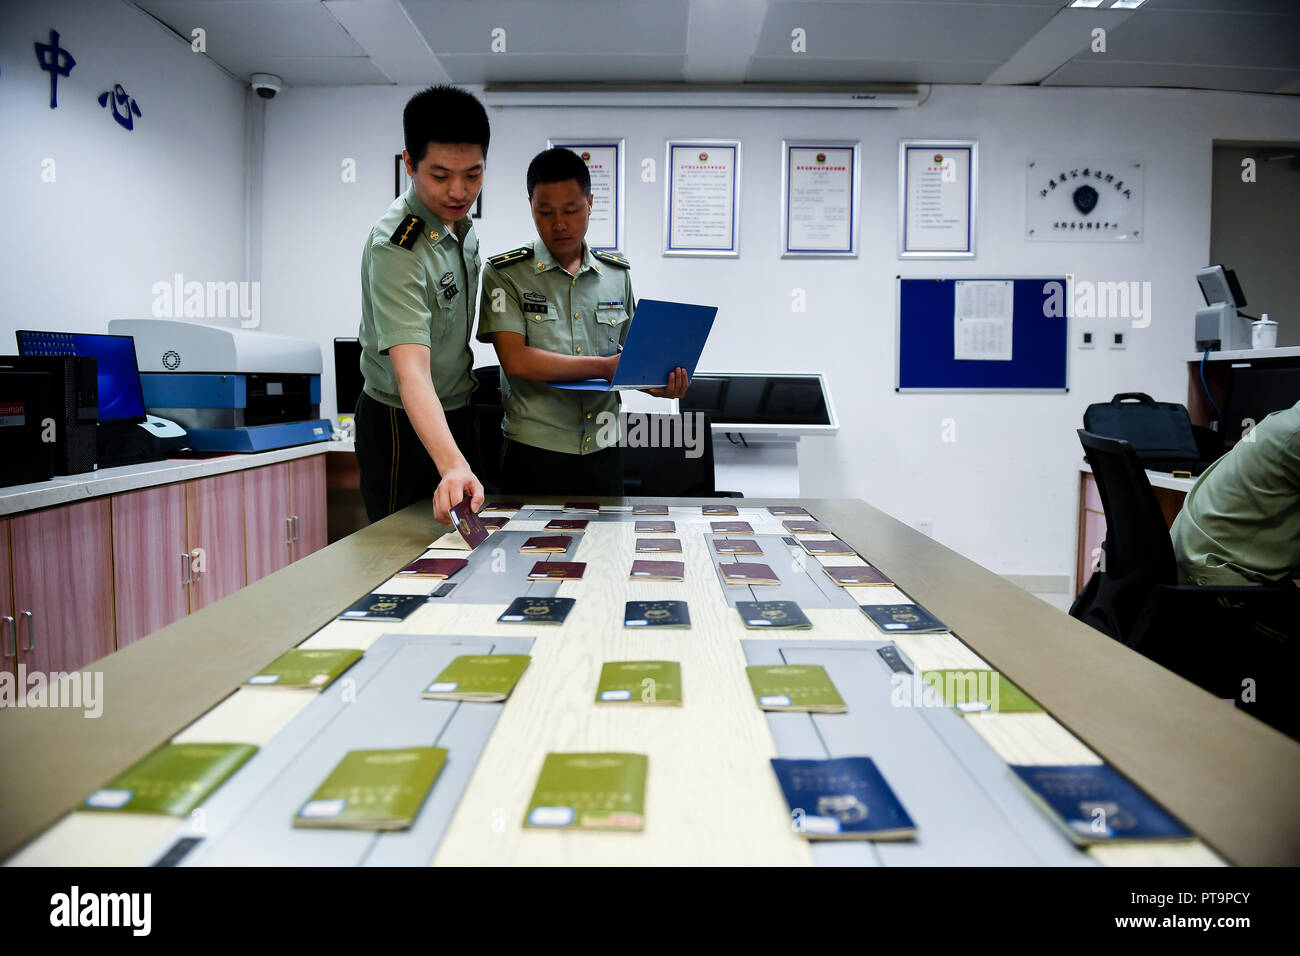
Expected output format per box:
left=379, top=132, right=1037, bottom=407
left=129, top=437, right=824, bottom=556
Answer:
left=478, top=148, right=687, bottom=495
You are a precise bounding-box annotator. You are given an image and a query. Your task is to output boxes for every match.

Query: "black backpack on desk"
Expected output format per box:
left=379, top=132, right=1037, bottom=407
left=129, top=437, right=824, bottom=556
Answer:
left=1082, top=393, right=1217, bottom=476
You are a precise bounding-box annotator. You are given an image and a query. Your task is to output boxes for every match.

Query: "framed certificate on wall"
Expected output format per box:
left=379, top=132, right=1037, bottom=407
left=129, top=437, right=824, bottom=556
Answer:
left=782, top=142, right=859, bottom=257
left=898, top=140, right=977, bottom=258
left=664, top=140, right=741, bottom=257
left=547, top=140, right=625, bottom=250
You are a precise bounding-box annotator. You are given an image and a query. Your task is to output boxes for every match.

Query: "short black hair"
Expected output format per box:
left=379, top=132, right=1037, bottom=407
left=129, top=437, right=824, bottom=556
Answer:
left=527, top=148, right=591, bottom=199
left=403, top=85, right=490, bottom=167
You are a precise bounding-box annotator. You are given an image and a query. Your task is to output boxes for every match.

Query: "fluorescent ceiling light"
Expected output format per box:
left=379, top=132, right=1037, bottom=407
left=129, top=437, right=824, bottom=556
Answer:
left=1070, top=1, right=1104, bottom=7
left=1110, top=0, right=1146, bottom=8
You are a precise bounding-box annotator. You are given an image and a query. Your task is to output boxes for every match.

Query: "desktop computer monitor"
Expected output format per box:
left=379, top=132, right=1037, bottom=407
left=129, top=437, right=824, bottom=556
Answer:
left=16, top=330, right=147, bottom=422
left=334, top=337, right=364, bottom=416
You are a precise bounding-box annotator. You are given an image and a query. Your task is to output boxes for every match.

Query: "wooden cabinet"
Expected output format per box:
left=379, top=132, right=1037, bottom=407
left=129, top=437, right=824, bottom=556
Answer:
left=245, top=462, right=292, bottom=585
left=0, top=451, right=330, bottom=685
left=1, top=519, right=13, bottom=686
left=112, top=484, right=190, bottom=649
left=289, top=455, right=327, bottom=560
left=9, top=499, right=115, bottom=674
left=187, top=472, right=247, bottom=611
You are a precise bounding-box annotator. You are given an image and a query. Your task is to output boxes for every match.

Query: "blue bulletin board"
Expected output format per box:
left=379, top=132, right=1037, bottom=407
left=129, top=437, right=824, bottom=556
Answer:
left=896, top=276, right=1069, bottom=391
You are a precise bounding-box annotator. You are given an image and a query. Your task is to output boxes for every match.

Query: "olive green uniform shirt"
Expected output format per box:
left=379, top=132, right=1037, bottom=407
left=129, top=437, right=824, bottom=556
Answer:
left=1170, top=400, right=1300, bottom=585
left=358, top=186, right=479, bottom=410
left=477, top=240, right=633, bottom=455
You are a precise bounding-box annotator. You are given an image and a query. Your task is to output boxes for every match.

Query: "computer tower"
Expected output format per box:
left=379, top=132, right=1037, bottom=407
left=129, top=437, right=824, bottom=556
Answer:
left=0, top=369, right=56, bottom=487
left=0, top=355, right=98, bottom=475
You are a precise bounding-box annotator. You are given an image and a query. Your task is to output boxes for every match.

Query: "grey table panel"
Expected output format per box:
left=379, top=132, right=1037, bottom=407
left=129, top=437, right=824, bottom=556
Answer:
left=137, top=634, right=534, bottom=867
left=709, top=535, right=859, bottom=609
left=743, top=640, right=1095, bottom=867
left=432, top=530, right=584, bottom=604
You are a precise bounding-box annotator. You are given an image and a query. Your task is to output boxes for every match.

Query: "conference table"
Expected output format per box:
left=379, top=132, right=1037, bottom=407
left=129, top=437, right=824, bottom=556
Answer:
left=3, top=497, right=1297, bottom=867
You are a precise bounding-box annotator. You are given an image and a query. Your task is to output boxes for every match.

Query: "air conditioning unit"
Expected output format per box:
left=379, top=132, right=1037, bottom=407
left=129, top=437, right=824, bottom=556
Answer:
left=483, top=84, right=923, bottom=109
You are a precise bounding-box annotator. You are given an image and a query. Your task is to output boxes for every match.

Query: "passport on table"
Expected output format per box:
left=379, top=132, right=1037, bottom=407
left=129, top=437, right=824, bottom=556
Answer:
left=861, top=603, right=949, bottom=634
left=630, top=559, right=685, bottom=581
left=527, top=561, right=587, bottom=581
left=720, top=562, right=780, bottom=586
left=713, top=537, right=761, bottom=555
left=545, top=518, right=589, bottom=531
left=634, top=520, right=676, bottom=533
left=499, top=596, right=575, bottom=624
left=768, top=505, right=811, bottom=517
left=636, top=537, right=682, bottom=553
left=823, top=565, right=892, bottom=587
left=524, top=752, right=647, bottom=830
left=772, top=757, right=916, bottom=841
left=702, top=504, right=739, bottom=516
left=1009, top=764, right=1192, bottom=845
left=520, top=534, right=573, bottom=553
left=633, top=503, right=669, bottom=515
left=799, top=538, right=857, bottom=557
left=596, top=661, right=683, bottom=704
left=339, top=593, right=426, bottom=622
left=83, top=742, right=258, bottom=816
left=246, top=648, right=362, bottom=690
left=449, top=500, right=490, bottom=549
left=624, top=600, right=691, bottom=628
left=782, top=520, right=830, bottom=535
left=710, top=520, right=754, bottom=534
left=746, top=664, right=847, bottom=713
left=423, top=654, right=531, bottom=701
left=482, top=516, right=510, bottom=532
left=480, top=500, right=524, bottom=514
left=294, top=747, right=447, bottom=831
left=563, top=501, right=601, bottom=514
left=921, top=669, right=1043, bottom=714
left=396, top=557, right=469, bottom=579
left=736, top=600, right=812, bottom=630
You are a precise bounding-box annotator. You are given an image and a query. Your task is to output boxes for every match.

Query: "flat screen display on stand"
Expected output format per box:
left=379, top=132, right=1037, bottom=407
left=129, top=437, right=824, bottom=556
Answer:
left=16, top=330, right=146, bottom=422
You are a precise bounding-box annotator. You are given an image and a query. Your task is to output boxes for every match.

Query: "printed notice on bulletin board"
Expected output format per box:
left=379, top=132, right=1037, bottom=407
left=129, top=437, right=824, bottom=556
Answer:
left=953, top=280, right=1014, bottom=361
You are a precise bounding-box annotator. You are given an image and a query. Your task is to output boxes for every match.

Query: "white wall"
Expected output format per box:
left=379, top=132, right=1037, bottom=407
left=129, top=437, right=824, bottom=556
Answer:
left=260, top=82, right=1300, bottom=579
left=0, top=0, right=247, bottom=343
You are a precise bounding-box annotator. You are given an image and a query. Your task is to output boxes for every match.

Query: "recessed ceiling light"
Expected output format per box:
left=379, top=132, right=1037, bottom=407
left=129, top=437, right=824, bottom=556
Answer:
left=1110, top=0, right=1146, bottom=8
left=1070, top=1, right=1104, bottom=8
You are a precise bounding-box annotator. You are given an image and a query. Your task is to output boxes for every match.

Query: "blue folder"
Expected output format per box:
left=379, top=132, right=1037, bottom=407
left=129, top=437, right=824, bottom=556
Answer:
left=551, top=298, right=718, bottom=391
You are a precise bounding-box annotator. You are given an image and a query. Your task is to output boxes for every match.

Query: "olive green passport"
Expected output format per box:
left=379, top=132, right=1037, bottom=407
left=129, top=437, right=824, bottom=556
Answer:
left=596, top=661, right=682, bottom=705
left=245, top=648, right=363, bottom=690
left=423, top=654, right=531, bottom=701
left=921, top=669, right=1043, bottom=714
left=746, top=664, right=847, bottom=713
left=294, top=746, right=448, bottom=830
left=83, top=742, right=258, bottom=816
left=524, top=752, right=648, bottom=830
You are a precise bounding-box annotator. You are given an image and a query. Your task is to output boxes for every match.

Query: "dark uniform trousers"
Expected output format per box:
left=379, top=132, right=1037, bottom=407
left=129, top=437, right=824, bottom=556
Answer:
left=500, top=439, right=624, bottom=497
left=354, top=391, right=481, bottom=522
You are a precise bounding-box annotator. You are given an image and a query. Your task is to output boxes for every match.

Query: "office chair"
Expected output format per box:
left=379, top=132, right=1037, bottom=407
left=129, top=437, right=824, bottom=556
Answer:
left=621, top=412, right=741, bottom=497
left=1070, top=429, right=1298, bottom=738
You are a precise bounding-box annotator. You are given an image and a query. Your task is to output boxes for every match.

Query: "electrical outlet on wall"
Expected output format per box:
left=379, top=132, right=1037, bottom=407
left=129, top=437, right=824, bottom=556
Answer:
left=1079, top=329, right=1095, bottom=349
left=1110, top=331, right=1126, bottom=349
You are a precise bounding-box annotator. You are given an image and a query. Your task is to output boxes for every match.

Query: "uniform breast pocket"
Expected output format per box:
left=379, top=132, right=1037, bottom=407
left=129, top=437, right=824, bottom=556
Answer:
left=595, top=308, right=629, bottom=355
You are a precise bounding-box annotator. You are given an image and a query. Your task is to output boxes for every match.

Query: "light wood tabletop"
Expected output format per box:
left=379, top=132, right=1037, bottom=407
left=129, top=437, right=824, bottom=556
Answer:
left=3, top=497, right=1296, bottom=866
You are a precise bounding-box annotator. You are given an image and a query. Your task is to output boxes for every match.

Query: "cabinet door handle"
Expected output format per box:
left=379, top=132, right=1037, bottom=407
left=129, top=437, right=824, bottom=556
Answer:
left=285, top=516, right=293, bottom=546
left=20, top=610, right=34, bottom=652
left=180, top=552, right=192, bottom=587
left=292, top=514, right=300, bottom=542
left=2, top=616, right=14, bottom=658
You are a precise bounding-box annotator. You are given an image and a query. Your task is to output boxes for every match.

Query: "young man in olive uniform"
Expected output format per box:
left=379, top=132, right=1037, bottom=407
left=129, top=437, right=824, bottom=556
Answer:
left=356, top=85, right=487, bottom=524
left=478, top=148, right=688, bottom=496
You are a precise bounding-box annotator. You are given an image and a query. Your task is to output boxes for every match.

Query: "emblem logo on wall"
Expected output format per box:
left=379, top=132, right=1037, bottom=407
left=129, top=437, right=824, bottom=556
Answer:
left=698, top=152, right=708, bottom=162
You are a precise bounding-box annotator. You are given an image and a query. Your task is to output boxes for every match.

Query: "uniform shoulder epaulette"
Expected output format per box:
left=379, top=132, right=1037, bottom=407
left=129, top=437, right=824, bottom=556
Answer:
left=389, top=214, right=424, bottom=250
left=592, top=249, right=630, bottom=269
left=488, top=246, right=535, bottom=268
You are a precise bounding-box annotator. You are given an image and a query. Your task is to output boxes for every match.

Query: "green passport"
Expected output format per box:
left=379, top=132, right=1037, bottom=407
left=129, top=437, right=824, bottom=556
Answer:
left=245, top=648, right=362, bottom=690
left=294, top=746, right=448, bottom=830
left=596, top=661, right=683, bottom=705
left=746, top=664, right=847, bottom=713
left=82, top=742, right=258, bottom=816
left=921, top=669, right=1043, bottom=714
left=423, top=654, right=531, bottom=701
left=524, top=752, right=648, bottom=830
